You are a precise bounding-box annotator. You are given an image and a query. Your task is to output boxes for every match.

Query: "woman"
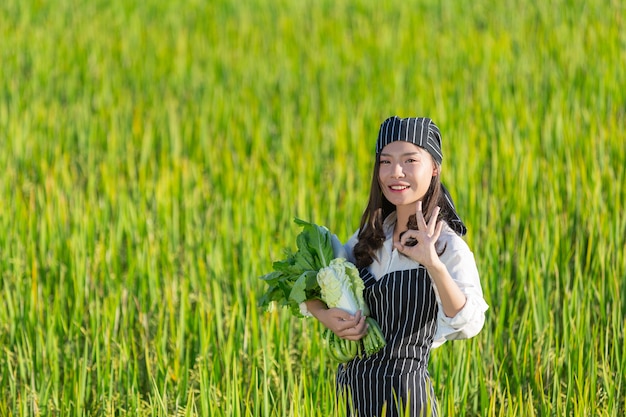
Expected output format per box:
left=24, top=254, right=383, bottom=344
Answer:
left=305, top=116, right=488, bottom=416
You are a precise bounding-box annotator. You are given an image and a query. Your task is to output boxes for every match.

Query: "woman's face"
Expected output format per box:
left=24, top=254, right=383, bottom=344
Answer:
left=378, top=141, right=437, bottom=211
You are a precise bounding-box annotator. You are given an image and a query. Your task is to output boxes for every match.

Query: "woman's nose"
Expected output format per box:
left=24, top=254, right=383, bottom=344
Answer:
left=391, top=163, right=405, bottom=178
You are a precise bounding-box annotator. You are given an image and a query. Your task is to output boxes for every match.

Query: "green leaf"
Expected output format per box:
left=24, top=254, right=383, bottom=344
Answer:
left=294, top=218, right=334, bottom=269
left=259, top=270, right=283, bottom=283
left=258, top=218, right=336, bottom=317
left=289, top=272, right=309, bottom=304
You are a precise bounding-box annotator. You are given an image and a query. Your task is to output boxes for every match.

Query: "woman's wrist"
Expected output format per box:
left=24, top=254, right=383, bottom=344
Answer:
left=304, top=299, right=328, bottom=318
left=423, top=258, right=446, bottom=275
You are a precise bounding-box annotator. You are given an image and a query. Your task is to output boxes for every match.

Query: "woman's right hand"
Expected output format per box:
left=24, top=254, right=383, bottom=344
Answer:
left=305, top=300, right=368, bottom=341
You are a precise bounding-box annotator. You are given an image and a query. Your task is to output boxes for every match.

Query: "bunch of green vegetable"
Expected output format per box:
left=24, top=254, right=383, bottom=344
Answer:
left=259, top=218, right=386, bottom=362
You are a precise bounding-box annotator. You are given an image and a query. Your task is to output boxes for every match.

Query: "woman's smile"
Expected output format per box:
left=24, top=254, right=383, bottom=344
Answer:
left=389, top=184, right=411, bottom=192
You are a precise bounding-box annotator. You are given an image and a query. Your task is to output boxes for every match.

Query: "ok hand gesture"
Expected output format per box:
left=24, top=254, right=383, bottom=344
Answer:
left=394, top=201, right=444, bottom=268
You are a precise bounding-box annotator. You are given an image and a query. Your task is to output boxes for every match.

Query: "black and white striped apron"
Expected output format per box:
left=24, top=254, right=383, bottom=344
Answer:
left=336, top=267, right=439, bottom=417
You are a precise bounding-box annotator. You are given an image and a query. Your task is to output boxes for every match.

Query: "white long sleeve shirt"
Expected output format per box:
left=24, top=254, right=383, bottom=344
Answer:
left=337, top=212, right=488, bottom=349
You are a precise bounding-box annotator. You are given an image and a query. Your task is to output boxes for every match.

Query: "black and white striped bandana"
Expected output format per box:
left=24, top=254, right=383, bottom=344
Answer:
left=375, top=116, right=443, bottom=163
left=375, top=116, right=467, bottom=236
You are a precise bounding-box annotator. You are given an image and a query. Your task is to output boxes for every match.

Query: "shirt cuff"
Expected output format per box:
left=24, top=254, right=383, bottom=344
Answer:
left=433, top=295, right=488, bottom=347
left=299, top=302, right=313, bottom=317
left=442, top=295, right=488, bottom=328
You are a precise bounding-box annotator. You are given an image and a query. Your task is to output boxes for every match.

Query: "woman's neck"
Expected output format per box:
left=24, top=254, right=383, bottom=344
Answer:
left=393, top=205, right=415, bottom=239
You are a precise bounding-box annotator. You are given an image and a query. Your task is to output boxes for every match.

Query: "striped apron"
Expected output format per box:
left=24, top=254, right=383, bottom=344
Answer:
left=336, top=267, right=439, bottom=417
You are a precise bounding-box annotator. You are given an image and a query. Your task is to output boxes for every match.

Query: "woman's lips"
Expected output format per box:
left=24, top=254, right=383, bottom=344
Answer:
left=389, top=185, right=410, bottom=191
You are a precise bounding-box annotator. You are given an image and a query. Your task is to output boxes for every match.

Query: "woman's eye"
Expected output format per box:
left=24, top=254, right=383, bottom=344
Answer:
left=380, top=160, right=390, bottom=164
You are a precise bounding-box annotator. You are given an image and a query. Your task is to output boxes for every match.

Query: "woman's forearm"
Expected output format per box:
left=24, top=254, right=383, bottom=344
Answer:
left=426, top=260, right=467, bottom=317
left=304, top=299, right=328, bottom=319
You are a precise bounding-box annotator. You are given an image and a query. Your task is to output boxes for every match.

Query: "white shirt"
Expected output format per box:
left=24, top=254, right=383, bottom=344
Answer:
left=340, top=212, right=488, bottom=349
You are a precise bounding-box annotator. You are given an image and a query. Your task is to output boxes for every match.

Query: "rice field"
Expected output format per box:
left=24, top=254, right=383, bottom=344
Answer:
left=1, top=0, right=625, bottom=415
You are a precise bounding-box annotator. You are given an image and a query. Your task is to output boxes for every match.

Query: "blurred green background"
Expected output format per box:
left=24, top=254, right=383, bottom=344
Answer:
left=1, top=0, right=624, bottom=415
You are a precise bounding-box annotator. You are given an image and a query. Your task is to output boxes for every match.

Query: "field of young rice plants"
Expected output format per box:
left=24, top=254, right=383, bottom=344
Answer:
left=1, top=0, right=624, bottom=415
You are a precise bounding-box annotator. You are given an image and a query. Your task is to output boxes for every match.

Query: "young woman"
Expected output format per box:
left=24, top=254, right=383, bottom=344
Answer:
left=305, top=116, right=488, bottom=416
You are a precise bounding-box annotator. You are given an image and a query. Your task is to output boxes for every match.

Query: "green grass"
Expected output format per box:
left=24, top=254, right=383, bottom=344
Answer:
left=1, top=0, right=625, bottom=415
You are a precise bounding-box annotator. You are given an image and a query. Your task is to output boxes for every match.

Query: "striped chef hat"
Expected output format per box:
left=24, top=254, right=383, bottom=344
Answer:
left=375, top=116, right=443, bottom=163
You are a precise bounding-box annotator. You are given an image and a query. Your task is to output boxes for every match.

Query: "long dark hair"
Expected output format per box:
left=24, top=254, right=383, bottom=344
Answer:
left=353, top=154, right=452, bottom=269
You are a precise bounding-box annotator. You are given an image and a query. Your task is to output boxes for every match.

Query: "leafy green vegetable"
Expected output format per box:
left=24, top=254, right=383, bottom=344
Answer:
left=258, top=218, right=335, bottom=317
left=258, top=218, right=386, bottom=362
left=317, top=258, right=367, bottom=315
left=317, top=259, right=386, bottom=357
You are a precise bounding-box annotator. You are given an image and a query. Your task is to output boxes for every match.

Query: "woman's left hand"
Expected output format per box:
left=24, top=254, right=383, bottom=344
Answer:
left=394, top=201, right=444, bottom=268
